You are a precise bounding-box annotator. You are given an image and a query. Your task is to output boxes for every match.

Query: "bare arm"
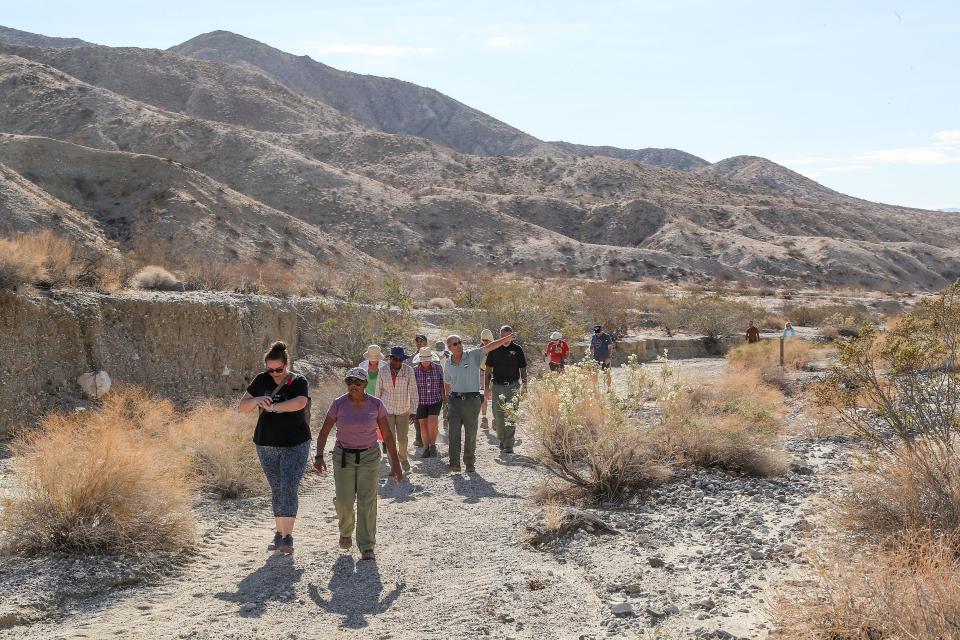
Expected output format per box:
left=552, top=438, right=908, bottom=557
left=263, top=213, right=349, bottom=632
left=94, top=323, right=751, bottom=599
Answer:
left=520, top=367, right=528, bottom=385
left=313, top=415, right=336, bottom=472
left=238, top=391, right=271, bottom=413
left=268, top=396, right=308, bottom=413
left=482, top=333, right=517, bottom=353
left=377, top=414, right=403, bottom=483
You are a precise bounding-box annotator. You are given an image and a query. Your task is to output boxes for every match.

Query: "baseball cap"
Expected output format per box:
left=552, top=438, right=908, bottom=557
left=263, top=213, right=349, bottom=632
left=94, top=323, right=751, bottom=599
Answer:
left=550, top=331, right=562, bottom=340
left=593, top=325, right=603, bottom=332
left=344, top=367, right=368, bottom=382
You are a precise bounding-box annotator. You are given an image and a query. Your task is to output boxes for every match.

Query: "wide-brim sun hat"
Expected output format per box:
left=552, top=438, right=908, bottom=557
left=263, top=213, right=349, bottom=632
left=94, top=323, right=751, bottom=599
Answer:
left=412, top=347, right=440, bottom=364
left=480, top=328, right=494, bottom=341
left=550, top=331, right=562, bottom=340
left=344, top=367, right=369, bottom=382
left=389, top=346, right=407, bottom=359
left=366, top=344, right=383, bottom=361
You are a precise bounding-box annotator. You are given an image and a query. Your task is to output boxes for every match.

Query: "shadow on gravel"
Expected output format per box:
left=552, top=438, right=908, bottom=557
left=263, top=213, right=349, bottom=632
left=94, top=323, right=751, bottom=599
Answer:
left=380, top=477, right=423, bottom=503
left=493, top=453, right=539, bottom=468
left=451, top=472, right=523, bottom=504
left=308, top=555, right=404, bottom=629
left=214, top=554, right=304, bottom=617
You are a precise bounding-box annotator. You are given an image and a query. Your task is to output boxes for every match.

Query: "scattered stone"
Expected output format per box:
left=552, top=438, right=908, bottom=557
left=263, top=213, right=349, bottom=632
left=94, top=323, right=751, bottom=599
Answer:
left=648, top=557, right=665, bottom=568
left=77, top=370, right=111, bottom=398
left=610, top=602, right=634, bottom=617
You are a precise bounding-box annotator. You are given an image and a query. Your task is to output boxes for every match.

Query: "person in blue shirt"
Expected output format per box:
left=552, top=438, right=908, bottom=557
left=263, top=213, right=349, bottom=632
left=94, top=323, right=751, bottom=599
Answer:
left=782, top=321, right=797, bottom=340
left=590, top=325, right=615, bottom=387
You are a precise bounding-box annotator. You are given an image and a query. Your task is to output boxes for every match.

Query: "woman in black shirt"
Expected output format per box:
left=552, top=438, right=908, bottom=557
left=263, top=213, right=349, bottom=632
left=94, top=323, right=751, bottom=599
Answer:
left=238, top=341, right=311, bottom=554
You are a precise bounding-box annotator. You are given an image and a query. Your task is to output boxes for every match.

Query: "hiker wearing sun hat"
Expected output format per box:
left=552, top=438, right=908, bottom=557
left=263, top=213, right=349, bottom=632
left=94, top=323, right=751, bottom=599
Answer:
left=412, top=346, right=444, bottom=457
left=374, top=346, right=419, bottom=472
left=479, top=328, right=495, bottom=430
left=408, top=335, right=429, bottom=447
left=314, top=367, right=402, bottom=561
left=545, top=331, right=570, bottom=373
left=359, top=345, right=386, bottom=449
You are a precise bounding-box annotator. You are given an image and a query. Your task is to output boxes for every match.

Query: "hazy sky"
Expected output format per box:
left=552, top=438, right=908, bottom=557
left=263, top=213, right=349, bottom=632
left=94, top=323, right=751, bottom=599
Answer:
left=3, top=0, right=958, bottom=209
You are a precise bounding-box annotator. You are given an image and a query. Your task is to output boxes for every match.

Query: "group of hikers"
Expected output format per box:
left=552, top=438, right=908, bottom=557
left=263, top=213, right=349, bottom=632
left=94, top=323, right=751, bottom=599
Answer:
left=237, top=325, right=617, bottom=560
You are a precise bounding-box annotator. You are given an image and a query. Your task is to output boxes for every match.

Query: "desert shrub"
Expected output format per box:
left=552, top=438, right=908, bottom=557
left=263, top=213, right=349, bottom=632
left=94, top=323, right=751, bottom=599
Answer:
left=180, top=260, right=339, bottom=297
left=758, top=314, right=786, bottom=331
left=782, top=302, right=873, bottom=328
left=0, top=231, right=92, bottom=290
left=728, top=338, right=828, bottom=392
left=581, top=281, right=640, bottom=339
left=427, top=297, right=456, bottom=309
left=517, top=362, right=671, bottom=503
left=1, top=388, right=196, bottom=554
left=170, top=404, right=265, bottom=499
left=651, top=294, right=759, bottom=344
left=130, top=265, right=181, bottom=291
left=307, top=276, right=416, bottom=365
left=650, top=368, right=789, bottom=477
left=461, top=279, right=584, bottom=344
left=816, top=280, right=960, bottom=539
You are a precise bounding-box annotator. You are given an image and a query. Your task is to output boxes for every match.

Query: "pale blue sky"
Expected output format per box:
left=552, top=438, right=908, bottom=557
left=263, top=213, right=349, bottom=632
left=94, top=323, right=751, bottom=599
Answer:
left=3, top=0, right=958, bottom=209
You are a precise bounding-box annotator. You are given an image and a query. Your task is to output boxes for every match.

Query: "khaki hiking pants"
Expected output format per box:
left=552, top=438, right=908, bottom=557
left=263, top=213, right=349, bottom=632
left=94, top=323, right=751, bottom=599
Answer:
left=492, top=381, right=520, bottom=450
left=448, top=394, right=482, bottom=467
left=385, top=414, right=409, bottom=465
left=332, top=445, right=381, bottom=551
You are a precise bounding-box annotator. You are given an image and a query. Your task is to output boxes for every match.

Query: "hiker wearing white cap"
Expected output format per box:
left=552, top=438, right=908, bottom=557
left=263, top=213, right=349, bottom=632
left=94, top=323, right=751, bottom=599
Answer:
left=444, top=330, right=517, bottom=472
left=314, top=367, right=402, bottom=561
left=545, top=331, right=570, bottom=373
left=359, top=344, right=385, bottom=450
left=412, top=347, right=444, bottom=457
left=478, top=328, right=495, bottom=430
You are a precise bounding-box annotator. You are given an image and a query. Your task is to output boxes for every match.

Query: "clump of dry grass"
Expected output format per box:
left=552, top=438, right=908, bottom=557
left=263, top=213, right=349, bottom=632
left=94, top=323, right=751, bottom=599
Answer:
left=651, top=368, right=789, bottom=477
left=426, top=297, right=455, bottom=309
left=1, top=388, right=196, bottom=554
left=519, top=363, right=671, bottom=504
left=130, top=265, right=181, bottom=291
left=758, top=314, right=786, bottom=331
left=170, top=404, right=265, bottom=499
left=777, top=535, right=960, bottom=640
left=0, top=231, right=93, bottom=291
left=0, top=236, right=44, bottom=290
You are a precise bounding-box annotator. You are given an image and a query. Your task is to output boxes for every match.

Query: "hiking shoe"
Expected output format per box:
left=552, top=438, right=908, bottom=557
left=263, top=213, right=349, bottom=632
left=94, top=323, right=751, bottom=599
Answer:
left=446, top=464, right=462, bottom=473
left=278, top=535, right=294, bottom=554
left=267, top=531, right=282, bottom=551
left=360, top=549, right=376, bottom=561
left=429, top=444, right=438, bottom=457
left=504, top=448, right=514, bottom=454
left=401, top=459, right=411, bottom=472
left=339, top=536, right=351, bottom=550
left=381, top=442, right=388, bottom=454
left=466, top=464, right=476, bottom=473
left=420, top=446, right=431, bottom=459
left=480, top=417, right=489, bottom=430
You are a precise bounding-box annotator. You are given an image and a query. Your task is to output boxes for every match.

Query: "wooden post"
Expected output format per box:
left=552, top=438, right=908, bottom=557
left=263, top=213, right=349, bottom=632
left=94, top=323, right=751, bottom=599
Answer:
left=779, top=337, right=785, bottom=369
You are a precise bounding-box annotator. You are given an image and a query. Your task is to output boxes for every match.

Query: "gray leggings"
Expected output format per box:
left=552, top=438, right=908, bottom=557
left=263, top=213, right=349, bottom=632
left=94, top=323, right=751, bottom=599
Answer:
left=256, top=440, right=310, bottom=517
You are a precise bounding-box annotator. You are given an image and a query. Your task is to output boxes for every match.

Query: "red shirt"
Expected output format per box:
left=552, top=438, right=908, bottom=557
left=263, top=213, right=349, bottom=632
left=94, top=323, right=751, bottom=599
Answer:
left=546, top=340, right=569, bottom=365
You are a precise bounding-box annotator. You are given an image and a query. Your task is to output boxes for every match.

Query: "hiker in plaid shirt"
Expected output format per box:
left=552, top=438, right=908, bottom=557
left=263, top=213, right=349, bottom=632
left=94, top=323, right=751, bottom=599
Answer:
left=374, top=346, right=419, bottom=472
left=412, top=347, right=445, bottom=458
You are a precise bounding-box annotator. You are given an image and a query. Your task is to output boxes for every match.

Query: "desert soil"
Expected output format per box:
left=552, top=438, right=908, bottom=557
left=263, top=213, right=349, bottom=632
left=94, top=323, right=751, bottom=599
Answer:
left=0, top=360, right=852, bottom=640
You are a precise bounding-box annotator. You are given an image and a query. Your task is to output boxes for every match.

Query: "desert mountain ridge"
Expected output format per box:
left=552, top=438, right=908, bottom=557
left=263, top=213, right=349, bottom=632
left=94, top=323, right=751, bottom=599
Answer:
left=1, top=24, right=958, bottom=290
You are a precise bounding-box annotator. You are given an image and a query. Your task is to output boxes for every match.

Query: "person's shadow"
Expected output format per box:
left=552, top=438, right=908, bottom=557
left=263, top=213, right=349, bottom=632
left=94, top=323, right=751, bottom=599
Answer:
left=214, top=554, right=304, bottom=617
left=308, top=555, right=404, bottom=629
left=451, top=471, right=523, bottom=504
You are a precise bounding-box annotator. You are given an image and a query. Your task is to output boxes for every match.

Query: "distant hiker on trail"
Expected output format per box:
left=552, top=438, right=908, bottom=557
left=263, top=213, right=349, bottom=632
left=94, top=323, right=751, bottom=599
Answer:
left=412, top=346, right=445, bottom=458
left=545, top=331, right=569, bottom=372
left=590, top=325, right=615, bottom=387
left=238, top=341, right=311, bottom=555
left=484, top=325, right=528, bottom=455
left=746, top=320, right=761, bottom=344
left=782, top=321, right=797, bottom=340
left=408, top=334, right=429, bottom=447
left=434, top=340, right=451, bottom=427
left=444, top=331, right=517, bottom=473
left=314, top=367, right=402, bottom=561
left=359, top=345, right=385, bottom=450
left=374, top=346, right=419, bottom=473
left=479, top=328, right=495, bottom=430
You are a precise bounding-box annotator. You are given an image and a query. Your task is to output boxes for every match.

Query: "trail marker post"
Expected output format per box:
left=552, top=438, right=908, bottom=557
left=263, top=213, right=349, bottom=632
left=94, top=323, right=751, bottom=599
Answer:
left=779, top=337, right=785, bottom=369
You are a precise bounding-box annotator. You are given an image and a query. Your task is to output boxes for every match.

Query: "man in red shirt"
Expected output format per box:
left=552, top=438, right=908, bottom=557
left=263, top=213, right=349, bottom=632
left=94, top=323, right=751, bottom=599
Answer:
left=545, top=331, right=570, bottom=372
left=745, top=320, right=761, bottom=344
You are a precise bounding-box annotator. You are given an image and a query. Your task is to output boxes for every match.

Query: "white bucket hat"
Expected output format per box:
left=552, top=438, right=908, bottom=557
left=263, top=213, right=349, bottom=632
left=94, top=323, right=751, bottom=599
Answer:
left=550, top=331, right=562, bottom=340
left=411, top=346, right=440, bottom=364
left=365, top=344, right=383, bottom=361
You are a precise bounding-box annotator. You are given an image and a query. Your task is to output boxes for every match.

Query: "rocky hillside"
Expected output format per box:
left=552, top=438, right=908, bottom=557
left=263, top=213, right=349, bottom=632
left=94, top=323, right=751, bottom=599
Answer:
left=1, top=26, right=959, bottom=289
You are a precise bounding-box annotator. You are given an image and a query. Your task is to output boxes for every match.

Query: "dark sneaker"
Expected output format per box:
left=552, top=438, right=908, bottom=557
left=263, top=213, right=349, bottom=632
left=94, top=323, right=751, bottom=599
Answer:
left=446, top=464, right=462, bottom=473
left=278, top=535, right=294, bottom=554
left=466, top=464, right=476, bottom=473
left=381, top=442, right=388, bottom=454
left=267, top=531, right=282, bottom=551
left=504, top=448, right=514, bottom=454
left=429, top=444, right=438, bottom=457
left=420, top=447, right=431, bottom=459
left=401, top=459, right=411, bottom=472
left=339, top=536, right=351, bottom=550
left=480, top=417, right=489, bottom=430
left=360, top=549, right=376, bottom=561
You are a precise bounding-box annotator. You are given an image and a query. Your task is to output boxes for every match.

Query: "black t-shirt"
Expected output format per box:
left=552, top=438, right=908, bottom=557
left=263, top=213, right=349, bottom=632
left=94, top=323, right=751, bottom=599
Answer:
left=484, top=344, right=528, bottom=384
left=246, top=372, right=311, bottom=447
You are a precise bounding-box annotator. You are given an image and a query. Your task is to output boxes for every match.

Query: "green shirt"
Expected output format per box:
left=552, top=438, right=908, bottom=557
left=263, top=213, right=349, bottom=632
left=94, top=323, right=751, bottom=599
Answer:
left=366, top=369, right=379, bottom=395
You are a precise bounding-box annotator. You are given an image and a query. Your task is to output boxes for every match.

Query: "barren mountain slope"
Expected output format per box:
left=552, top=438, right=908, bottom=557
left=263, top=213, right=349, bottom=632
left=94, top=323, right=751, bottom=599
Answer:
left=169, top=30, right=556, bottom=157
left=550, top=140, right=710, bottom=171
left=0, top=25, right=93, bottom=49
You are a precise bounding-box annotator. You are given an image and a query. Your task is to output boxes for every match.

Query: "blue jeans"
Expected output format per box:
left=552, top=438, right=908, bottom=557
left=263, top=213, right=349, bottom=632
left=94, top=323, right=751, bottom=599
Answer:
left=256, top=440, right=310, bottom=517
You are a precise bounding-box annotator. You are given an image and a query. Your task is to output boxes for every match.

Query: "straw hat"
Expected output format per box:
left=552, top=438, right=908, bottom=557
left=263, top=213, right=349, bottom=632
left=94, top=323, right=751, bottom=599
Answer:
left=480, top=328, right=494, bottom=342
left=550, top=331, right=562, bottom=340
left=365, top=344, right=383, bottom=361
left=411, top=346, right=440, bottom=364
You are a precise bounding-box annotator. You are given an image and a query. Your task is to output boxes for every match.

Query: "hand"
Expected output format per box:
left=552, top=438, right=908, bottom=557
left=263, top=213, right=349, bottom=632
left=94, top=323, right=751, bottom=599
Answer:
left=313, top=456, right=327, bottom=475
left=256, top=396, right=273, bottom=410
left=391, top=466, right=403, bottom=484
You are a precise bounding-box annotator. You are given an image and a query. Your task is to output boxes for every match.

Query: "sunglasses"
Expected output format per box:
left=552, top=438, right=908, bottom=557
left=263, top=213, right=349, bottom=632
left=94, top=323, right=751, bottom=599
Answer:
left=345, top=378, right=365, bottom=386
left=266, top=366, right=285, bottom=374
left=449, top=341, right=462, bottom=347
